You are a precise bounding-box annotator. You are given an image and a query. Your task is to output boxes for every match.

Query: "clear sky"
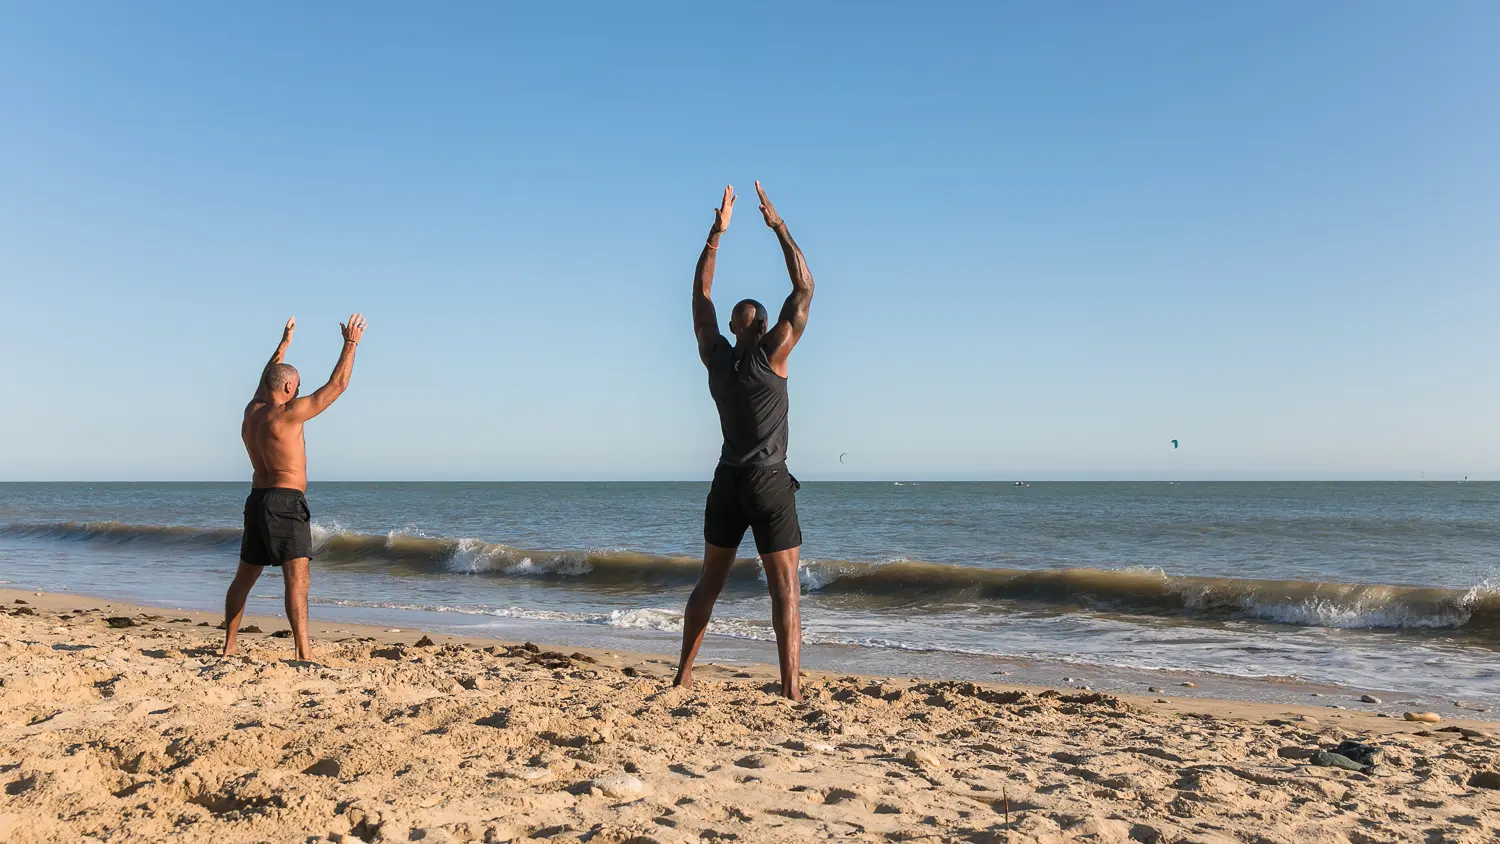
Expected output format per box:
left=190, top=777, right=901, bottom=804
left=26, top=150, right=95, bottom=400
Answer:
left=1, top=2, right=1496, bottom=481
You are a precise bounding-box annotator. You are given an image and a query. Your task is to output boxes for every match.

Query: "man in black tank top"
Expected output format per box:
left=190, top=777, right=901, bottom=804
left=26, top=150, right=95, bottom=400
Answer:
left=674, top=182, right=815, bottom=701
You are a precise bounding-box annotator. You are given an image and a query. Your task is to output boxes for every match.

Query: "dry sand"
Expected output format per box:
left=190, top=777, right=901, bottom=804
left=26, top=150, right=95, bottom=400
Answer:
left=1, top=589, right=1499, bottom=843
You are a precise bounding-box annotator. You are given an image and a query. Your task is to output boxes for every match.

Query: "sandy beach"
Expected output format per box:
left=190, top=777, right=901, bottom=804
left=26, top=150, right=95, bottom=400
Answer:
left=2, top=589, right=1498, bottom=843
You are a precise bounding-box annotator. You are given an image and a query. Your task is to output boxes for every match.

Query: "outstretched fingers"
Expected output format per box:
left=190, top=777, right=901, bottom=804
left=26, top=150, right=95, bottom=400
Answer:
left=340, top=313, right=367, bottom=343
left=754, top=180, right=781, bottom=226
left=714, top=184, right=736, bottom=232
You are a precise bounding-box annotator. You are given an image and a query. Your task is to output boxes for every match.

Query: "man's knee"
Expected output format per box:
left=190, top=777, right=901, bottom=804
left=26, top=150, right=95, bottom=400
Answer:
left=282, top=559, right=311, bottom=587
left=232, top=561, right=263, bottom=586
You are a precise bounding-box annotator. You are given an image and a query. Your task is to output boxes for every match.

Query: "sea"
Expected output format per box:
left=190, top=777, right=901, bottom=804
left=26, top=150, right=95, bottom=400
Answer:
left=2, top=482, right=1497, bottom=711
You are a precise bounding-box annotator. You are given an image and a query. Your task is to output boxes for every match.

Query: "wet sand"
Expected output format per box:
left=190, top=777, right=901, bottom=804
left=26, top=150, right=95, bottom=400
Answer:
left=2, top=588, right=1499, bottom=843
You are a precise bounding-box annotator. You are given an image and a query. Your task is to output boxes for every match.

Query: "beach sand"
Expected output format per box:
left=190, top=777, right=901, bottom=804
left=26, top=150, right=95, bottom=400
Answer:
left=1, top=589, right=1498, bottom=843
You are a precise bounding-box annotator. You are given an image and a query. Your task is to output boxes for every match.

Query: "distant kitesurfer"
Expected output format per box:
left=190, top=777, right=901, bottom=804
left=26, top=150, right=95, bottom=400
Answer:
left=674, top=183, right=815, bottom=701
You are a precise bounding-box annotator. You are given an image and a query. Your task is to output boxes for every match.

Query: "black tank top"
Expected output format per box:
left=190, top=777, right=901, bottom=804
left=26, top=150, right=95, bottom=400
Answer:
left=707, top=336, right=789, bottom=467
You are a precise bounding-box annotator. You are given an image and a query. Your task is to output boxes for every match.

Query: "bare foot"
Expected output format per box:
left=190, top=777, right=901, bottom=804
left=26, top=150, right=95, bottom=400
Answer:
left=221, top=639, right=239, bottom=657
left=673, top=671, right=693, bottom=689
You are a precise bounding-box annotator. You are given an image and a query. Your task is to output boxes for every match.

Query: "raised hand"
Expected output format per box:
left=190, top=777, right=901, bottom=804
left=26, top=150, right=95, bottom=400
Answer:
left=755, top=181, right=783, bottom=229
left=340, top=313, right=367, bottom=344
left=282, top=316, right=296, bottom=343
left=713, top=184, right=736, bottom=233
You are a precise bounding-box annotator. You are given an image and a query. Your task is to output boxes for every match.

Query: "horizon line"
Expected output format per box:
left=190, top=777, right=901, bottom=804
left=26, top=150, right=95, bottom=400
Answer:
left=0, top=477, right=1485, bottom=484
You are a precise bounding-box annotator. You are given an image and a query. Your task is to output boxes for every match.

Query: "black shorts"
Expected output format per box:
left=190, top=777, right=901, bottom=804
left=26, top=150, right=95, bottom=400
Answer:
left=240, top=488, right=313, bottom=566
left=704, top=463, right=802, bottom=555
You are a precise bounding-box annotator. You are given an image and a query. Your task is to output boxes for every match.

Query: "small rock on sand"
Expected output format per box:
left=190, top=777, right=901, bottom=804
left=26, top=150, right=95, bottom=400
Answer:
left=1310, top=750, right=1367, bottom=772
left=1437, top=726, right=1488, bottom=739
left=589, top=773, right=645, bottom=799
left=105, top=617, right=136, bottom=628
left=238, top=625, right=262, bottom=634
left=414, top=635, right=436, bottom=647
left=1333, top=740, right=1382, bottom=767
left=736, top=753, right=773, bottom=769
left=386, top=629, right=401, bottom=633
left=13, top=599, right=27, bottom=605
left=1404, top=712, right=1441, bottom=723
left=1180, top=682, right=1197, bottom=688
left=1148, top=687, right=1164, bottom=694
left=1359, top=694, right=1382, bottom=704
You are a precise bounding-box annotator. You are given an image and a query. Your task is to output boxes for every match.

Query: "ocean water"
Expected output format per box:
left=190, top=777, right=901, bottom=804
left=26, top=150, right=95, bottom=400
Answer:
left=1, top=481, right=1498, bottom=706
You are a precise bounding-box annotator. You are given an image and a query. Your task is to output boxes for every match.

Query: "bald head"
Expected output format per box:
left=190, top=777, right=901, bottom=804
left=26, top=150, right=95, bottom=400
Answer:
left=266, top=363, right=300, bottom=398
left=730, top=299, right=770, bottom=336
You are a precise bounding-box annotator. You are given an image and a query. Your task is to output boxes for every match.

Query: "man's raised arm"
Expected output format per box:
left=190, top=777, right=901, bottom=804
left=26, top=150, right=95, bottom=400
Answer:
left=250, top=317, right=295, bottom=405
left=287, top=313, right=367, bottom=422
left=757, top=182, right=814, bottom=365
left=693, top=184, right=735, bottom=367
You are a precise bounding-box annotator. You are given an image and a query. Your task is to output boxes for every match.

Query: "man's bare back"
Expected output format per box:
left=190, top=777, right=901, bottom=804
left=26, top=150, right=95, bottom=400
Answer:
left=222, top=314, right=366, bottom=661
left=243, top=400, right=309, bottom=491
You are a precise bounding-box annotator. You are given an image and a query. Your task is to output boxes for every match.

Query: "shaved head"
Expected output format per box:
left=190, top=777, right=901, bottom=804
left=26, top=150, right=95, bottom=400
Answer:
left=731, top=299, right=769, bottom=335
left=267, top=363, right=299, bottom=395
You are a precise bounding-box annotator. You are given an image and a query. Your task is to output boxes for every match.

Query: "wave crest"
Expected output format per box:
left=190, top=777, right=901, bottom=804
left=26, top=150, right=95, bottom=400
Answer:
left=6, top=519, right=1498, bottom=633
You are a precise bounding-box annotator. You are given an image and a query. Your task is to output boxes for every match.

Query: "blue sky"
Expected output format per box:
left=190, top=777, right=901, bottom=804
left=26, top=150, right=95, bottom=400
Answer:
left=1, top=2, right=1496, bottom=480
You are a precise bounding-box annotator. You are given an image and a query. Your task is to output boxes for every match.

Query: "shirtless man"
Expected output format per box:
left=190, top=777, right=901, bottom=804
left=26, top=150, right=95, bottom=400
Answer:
left=674, top=182, right=815, bottom=700
left=222, top=313, right=367, bottom=660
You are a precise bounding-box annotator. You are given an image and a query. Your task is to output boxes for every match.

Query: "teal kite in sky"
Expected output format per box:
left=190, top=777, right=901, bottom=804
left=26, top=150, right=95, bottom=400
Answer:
left=1171, top=439, right=1179, bottom=449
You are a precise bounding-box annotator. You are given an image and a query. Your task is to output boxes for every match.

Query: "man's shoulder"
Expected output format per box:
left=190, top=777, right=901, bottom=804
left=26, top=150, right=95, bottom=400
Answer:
left=245, top=402, right=301, bottom=429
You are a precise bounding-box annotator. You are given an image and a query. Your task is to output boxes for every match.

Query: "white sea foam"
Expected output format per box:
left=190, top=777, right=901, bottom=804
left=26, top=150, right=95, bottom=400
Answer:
left=1239, top=595, right=1473, bottom=630
left=502, top=553, right=593, bottom=577
left=384, top=526, right=433, bottom=548
left=604, top=608, right=683, bottom=632
left=445, top=538, right=499, bottom=574
left=308, top=519, right=352, bottom=555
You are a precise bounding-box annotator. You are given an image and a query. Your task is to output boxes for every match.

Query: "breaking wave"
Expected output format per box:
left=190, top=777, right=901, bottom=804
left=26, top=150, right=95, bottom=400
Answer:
left=6, top=520, right=1499, bottom=634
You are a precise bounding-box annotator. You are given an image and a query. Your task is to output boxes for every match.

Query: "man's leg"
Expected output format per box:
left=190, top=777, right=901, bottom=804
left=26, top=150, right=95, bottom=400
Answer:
left=282, top=557, right=314, bottom=661
left=673, top=543, right=738, bottom=689
left=222, top=561, right=263, bottom=656
left=759, top=547, right=803, bottom=701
